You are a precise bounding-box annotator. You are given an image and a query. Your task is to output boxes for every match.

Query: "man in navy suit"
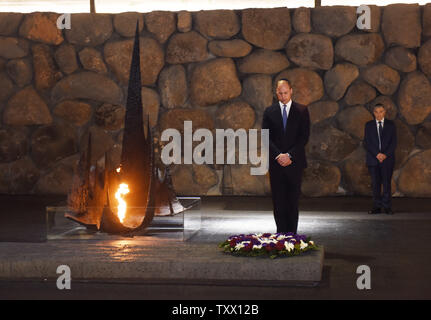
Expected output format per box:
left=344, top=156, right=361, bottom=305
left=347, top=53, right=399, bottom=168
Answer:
left=262, top=79, right=310, bottom=234
left=363, top=104, right=397, bottom=215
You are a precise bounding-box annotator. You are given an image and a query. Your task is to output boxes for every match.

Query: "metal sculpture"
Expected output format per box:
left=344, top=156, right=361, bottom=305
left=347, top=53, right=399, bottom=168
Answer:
left=66, top=22, right=185, bottom=235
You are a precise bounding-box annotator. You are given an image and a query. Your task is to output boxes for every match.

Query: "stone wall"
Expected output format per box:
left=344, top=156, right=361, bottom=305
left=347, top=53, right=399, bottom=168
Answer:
left=0, top=5, right=431, bottom=197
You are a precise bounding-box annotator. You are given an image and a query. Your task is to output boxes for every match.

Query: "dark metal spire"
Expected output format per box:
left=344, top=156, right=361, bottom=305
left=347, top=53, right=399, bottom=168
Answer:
left=121, top=21, right=145, bottom=169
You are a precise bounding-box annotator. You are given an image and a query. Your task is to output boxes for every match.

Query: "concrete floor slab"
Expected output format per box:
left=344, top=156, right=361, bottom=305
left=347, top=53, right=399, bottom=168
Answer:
left=1, top=195, right=431, bottom=299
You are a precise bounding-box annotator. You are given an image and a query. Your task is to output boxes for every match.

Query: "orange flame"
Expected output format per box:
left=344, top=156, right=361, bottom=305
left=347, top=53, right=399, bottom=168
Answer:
left=115, top=183, right=129, bottom=223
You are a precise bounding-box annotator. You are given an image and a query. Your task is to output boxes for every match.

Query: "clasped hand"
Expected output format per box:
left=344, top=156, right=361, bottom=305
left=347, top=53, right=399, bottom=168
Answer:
left=276, top=153, right=292, bottom=167
left=376, top=153, right=387, bottom=163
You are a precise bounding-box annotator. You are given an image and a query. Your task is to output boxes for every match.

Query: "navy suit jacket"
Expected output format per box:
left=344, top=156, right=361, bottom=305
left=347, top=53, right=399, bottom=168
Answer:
left=363, top=119, right=397, bottom=167
left=262, top=101, right=310, bottom=172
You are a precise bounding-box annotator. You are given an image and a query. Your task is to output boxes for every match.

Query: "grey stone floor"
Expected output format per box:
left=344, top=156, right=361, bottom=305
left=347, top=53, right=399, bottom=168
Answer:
left=0, top=195, right=431, bottom=299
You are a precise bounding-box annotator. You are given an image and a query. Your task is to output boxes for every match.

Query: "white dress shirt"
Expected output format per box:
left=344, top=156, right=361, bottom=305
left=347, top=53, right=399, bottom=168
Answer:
left=376, top=118, right=385, bottom=129
left=279, top=100, right=292, bottom=119
left=376, top=118, right=385, bottom=151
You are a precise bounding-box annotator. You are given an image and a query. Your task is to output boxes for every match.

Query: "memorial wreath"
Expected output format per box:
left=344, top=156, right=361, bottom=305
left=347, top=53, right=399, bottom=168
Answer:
left=219, top=233, right=317, bottom=259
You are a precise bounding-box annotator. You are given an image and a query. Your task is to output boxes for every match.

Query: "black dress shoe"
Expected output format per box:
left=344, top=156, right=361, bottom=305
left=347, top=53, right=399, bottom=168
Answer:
left=368, top=208, right=381, bottom=214
left=384, top=208, right=394, bottom=215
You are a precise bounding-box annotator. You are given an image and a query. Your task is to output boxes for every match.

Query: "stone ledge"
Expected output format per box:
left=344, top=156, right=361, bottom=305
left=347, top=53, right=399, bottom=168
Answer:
left=0, top=241, right=324, bottom=285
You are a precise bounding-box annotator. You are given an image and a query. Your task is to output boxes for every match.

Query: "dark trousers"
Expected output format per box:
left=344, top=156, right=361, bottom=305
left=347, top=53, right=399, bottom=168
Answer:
left=269, top=165, right=303, bottom=234
left=368, top=163, right=394, bottom=209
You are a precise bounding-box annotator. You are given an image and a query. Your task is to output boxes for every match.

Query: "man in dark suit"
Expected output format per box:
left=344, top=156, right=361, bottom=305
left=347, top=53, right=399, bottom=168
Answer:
left=262, top=79, right=310, bottom=234
left=363, top=104, right=397, bottom=215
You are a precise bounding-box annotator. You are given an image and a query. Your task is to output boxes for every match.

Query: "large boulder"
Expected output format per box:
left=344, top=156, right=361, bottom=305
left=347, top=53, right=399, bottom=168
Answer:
left=35, top=155, right=78, bottom=195
left=0, top=72, right=14, bottom=102
left=336, top=105, right=373, bottom=140
left=166, top=31, right=208, bottom=64
left=418, top=40, right=431, bottom=78
left=424, top=4, right=431, bottom=37
left=335, top=33, right=385, bottom=66
left=78, top=47, right=108, bottom=74
left=177, top=11, right=192, bottom=33
left=398, top=150, right=431, bottom=197
left=159, top=108, right=214, bottom=134
left=398, top=72, right=431, bottom=125
left=53, top=100, right=92, bottom=127
left=6, top=58, right=32, bottom=87
left=0, top=163, right=7, bottom=193
left=362, top=64, right=400, bottom=96
left=94, top=103, right=125, bottom=130
left=0, top=127, right=28, bottom=163
left=215, top=101, right=256, bottom=130
left=51, top=72, right=123, bottom=105
left=195, top=10, right=240, bottom=39
left=190, top=58, right=241, bottom=106
left=324, top=63, right=359, bottom=101
left=54, top=43, right=78, bottom=75
left=158, top=65, right=188, bottom=109
left=286, top=33, right=333, bottom=70
left=344, top=82, right=376, bottom=106
left=2, top=157, right=40, bottom=194
left=394, top=120, right=415, bottom=170
left=3, top=86, right=52, bottom=126
left=292, top=7, right=311, bottom=33
left=342, top=147, right=372, bottom=196
left=208, top=39, right=252, bottom=58
left=230, top=164, right=266, bottom=195
left=80, top=126, right=114, bottom=164
left=0, top=13, right=23, bottom=36
left=31, top=43, right=61, bottom=92
left=311, top=6, right=356, bottom=38
left=141, top=87, right=160, bottom=128
left=31, top=124, right=78, bottom=168
left=65, top=14, right=113, bottom=46
left=104, top=37, right=164, bottom=85
left=307, top=100, right=339, bottom=125
left=171, top=165, right=201, bottom=195
left=361, top=5, right=381, bottom=33
left=381, top=4, right=421, bottom=48
left=242, top=74, right=273, bottom=114
left=275, top=68, right=324, bottom=105
left=113, top=12, right=144, bottom=37
left=302, top=160, right=341, bottom=197
left=385, top=47, right=417, bottom=73
left=19, top=13, right=63, bottom=45
left=238, top=49, right=290, bottom=74
left=306, top=124, right=358, bottom=162
left=0, top=37, right=29, bottom=59
left=241, top=8, right=291, bottom=50
left=171, top=164, right=218, bottom=195
left=416, top=122, right=431, bottom=150
left=145, top=11, right=176, bottom=43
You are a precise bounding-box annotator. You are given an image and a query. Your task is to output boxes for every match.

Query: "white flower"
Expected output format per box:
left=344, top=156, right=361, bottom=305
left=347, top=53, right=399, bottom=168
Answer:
left=277, top=235, right=287, bottom=240
left=235, top=242, right=245, bottom=250
left=284, top=242, right=294, bottom=252
left=235, top=241, right=251, bottom=251
left=309, top=241, right=314, bottom=246
left=253, top=245, right=262, bottom=250
left=300, top=240, right=308, bottom=250
left=259, top=238, right=272, bottom=244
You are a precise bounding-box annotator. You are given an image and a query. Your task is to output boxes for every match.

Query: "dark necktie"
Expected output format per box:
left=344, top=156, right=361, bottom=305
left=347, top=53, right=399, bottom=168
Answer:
left=282, top=104, right=288, bottom=131
left=378, top=121, right=383, bottom=151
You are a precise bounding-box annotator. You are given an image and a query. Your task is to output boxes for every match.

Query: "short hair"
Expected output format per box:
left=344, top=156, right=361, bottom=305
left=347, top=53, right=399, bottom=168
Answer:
left=276, top=78, right=292, bottom=89
left=373, top=103, right=385, bottom=110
